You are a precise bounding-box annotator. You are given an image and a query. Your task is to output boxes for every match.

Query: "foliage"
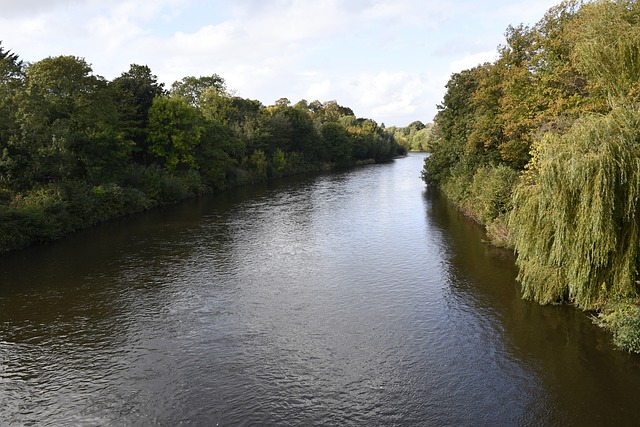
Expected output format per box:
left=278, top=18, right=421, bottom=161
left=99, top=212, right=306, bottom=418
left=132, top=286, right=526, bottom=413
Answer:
left=170, top=74, right=226, bottom=108
left=509, top=107, right=640, bottom=309
left=422, top=0, right=640, bottom=340
left=110, top=64, right=166, bottom=164
left=0, top=45, right=403, bottom=253
left=596, top=299, right=640, bottom=352
left=573, top=0, right=640, bottom=104
left=147, top=96, right=203, bottom=173
left=388, top=121, right=434, bottom=152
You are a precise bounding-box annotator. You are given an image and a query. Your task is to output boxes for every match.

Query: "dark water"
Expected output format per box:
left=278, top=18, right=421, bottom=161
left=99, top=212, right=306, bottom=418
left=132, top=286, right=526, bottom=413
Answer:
left=1, top=153, right=640, bottom=426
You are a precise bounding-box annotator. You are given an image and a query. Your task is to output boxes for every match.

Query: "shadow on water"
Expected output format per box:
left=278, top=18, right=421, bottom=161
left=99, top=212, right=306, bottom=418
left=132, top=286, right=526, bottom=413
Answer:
left=2, top=154, right=640, bottom=426
left=424, top=186, right=640, bottom=427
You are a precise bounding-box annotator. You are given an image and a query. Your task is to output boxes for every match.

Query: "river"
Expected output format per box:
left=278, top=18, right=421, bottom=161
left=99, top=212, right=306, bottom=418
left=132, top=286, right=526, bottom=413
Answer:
left=1, top=153, right=640, bottom=426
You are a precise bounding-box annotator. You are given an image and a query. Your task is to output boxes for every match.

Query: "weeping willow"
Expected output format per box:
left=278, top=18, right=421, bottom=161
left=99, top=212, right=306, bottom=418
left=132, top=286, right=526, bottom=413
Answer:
left=574, top=0, right=640, bottom=103
left=509, top=107, right=640, bottom=309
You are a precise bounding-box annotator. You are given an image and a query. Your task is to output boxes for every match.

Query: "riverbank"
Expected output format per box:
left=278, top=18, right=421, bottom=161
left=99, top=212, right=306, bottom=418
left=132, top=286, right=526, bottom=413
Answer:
left=433, top=182, right=640, bottom=354
left=0, top=158, right=387, bottom=254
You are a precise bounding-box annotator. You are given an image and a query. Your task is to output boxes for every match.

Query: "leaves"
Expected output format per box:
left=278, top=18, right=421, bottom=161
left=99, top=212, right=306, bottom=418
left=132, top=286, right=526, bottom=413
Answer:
left=509, top=107, right=640, bottom=308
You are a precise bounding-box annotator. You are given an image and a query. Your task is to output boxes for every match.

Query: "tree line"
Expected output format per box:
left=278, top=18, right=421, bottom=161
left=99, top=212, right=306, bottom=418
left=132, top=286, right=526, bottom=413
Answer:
left=0, top=46, right=406, bottom=252
left=422, top=0, right=640, bottom=351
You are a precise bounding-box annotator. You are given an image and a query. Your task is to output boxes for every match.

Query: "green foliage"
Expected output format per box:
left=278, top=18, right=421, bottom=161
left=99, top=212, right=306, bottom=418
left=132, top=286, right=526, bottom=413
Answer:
left=92, top=183, right=126, bottom=221
left=509, top=107, right=640, bottom=309
left=170, top=75, right=226, bottom=108
left=321, top=122, right=352, bottom=167
left=147, top=96, right=203, bottom=173
left=0, top=42, right=403, bottom=252
left=388, top=121, right=433, bottom=152
left=574, top=0, right=640, bottom=104
left=423, top=0, right=640, bottom=331
left=469, top=165, right=519, bottom=224
left=110, top=64, right=166, bottom=164
left=272, top=148, right=286, bottom=172
left=596, top=299, right=640, bottom=352
left=250, top=149, right=268, bottom=179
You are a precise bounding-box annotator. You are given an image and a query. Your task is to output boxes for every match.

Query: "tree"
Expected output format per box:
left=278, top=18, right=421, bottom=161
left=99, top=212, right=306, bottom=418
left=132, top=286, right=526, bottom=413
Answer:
left=0, top=42, right=25, bottom=190
left=572, top=0, right=640, bottom=105
left=509, top=107, right=640, bottom=309
left=170, top=75, right=226, bottom=108
left=110, top=64, right=165, bottom=164
left=321, top=122, right=352, bottom=166
left=423, top=67, right=482, bottom=185
left=14, top=56, right=131, bottom=185
left=147, top=96, right=203, bottom=173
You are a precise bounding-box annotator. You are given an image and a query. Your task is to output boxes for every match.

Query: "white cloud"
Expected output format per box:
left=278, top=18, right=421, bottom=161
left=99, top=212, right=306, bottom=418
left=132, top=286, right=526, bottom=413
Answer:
left=449, top=50, right=498, bottom=74
left=0, top=0, right=561, bottom=125
left=306, top=79, right=332, bottom=101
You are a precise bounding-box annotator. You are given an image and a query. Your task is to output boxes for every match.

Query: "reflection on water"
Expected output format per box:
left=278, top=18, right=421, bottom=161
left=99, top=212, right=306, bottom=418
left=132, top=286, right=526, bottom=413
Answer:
left=1, top=153, right=640, bottom=426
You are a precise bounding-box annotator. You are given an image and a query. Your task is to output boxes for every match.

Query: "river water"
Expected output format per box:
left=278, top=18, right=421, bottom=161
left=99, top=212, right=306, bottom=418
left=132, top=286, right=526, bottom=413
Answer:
left=1, top=153, right=640, bottom=426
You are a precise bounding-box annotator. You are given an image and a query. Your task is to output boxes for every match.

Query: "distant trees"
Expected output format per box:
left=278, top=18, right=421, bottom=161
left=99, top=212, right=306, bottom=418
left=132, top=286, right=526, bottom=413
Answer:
left=388, top=121, right=433, bottom=152
left=0, top=43, right=405, bottom=252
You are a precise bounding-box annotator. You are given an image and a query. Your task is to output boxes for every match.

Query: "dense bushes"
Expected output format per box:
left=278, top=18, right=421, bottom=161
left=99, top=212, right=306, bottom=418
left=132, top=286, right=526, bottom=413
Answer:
left=0, top=167, right=211, bottom=251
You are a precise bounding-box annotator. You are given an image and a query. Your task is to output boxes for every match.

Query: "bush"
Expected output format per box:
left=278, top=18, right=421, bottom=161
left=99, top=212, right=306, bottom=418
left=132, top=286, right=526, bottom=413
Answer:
left=92, top=183, right=126, bottom=221
left=180, top=169, right=205, bottom=196
left=596, top=299, right=640, bottom=352
left=160, top=175, right=189, bottom=202
left=4, top=184, right=69, bottom=248
left=122, top=187, right=151, bottom=213
left=469, top=165, right=519, bottom=224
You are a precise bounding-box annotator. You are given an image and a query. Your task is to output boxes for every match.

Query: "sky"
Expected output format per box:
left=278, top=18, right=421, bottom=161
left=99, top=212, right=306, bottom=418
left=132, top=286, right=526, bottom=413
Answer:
left=0, top=0, right=561, bottom=126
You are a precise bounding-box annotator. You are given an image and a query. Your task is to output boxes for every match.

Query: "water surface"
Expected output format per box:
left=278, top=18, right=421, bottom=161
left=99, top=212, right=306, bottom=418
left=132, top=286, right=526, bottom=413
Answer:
left=1, top=153, right=639, bottom=426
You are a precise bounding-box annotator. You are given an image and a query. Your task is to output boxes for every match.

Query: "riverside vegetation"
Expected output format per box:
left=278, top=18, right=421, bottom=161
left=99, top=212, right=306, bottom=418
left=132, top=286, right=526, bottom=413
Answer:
left=422, top=0, right=640, bottom=352
left=0, top=46, right=407, bottom=253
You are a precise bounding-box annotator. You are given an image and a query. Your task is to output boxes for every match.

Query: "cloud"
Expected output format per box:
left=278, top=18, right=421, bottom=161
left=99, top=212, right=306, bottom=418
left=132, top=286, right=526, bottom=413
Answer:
left=0, top=0, right=82, bottom=18
left=449, top=50, right=498, bottom=74
left=333, top=71, right=445, bottom=126
left=0, top=0, right=561, bottom=125
left=306, top=79, right=332, bottom=101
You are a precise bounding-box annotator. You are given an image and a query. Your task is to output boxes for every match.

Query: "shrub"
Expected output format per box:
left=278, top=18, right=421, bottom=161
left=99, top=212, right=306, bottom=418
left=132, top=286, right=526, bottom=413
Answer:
left=92, top=183, right=125, bottom=221
left=160, top=175, right=189, bottom=203
left=596, top=299, right=640, bottom=352
left=469, top=165, right=519, bottom=224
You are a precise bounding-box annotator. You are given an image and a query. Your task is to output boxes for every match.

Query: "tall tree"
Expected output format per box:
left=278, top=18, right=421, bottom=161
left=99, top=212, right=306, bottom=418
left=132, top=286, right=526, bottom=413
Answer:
left=14, top=56, right=130, bottom=185
left=147, top=96, right=203, bottom=173
left=110, top=64, right=166, bottom=164
left=170, top=75, right=226, bottom=108
left=0, top=43, right=25, bottom=190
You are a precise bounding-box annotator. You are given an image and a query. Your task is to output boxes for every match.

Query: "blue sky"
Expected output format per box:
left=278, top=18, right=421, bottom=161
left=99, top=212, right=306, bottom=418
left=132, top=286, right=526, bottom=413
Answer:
left=1, top=0, right=560, bottom=126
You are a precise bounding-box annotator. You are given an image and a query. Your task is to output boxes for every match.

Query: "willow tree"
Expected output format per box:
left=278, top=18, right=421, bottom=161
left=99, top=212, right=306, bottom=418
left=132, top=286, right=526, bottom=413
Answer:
left=509, top=107, right=640, bottom=309
left=573, top=0, right=640, bottom=104
left=507, top=0, right=640, bottom=310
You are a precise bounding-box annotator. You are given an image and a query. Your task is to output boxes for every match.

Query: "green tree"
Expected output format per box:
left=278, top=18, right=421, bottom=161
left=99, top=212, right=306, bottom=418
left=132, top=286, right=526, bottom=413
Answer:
left=170, top=75, right=226, bottom=108
left=0, top=43, right=25, bottom=191
left=573, top=0, right=640, bottom=105
left=509, top=107, right=640, bottom=309
left=14, top=56, right=131, bottom=185
left=147, top=96, right=203, bottom=173
left=110, top=64, right=166, bottom=164
left=423, top=67, right=482, bottom=185
left=272, top=147, right=286, bottom=172
left=321, top=122, right=352, bottom=166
